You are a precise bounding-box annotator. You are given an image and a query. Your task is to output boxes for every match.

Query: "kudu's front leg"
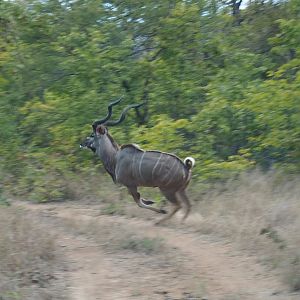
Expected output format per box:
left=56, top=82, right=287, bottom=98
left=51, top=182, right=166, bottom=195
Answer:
left=127, top=187, right=167, bottom=214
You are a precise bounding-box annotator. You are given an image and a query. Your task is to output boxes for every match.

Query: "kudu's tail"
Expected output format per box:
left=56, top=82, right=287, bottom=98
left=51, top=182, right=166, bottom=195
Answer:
left=184, top=157, right=195, bottom=170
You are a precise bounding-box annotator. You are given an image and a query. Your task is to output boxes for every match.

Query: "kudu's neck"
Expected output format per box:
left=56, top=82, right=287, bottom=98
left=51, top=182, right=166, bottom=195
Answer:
left=96, top=133, right=120, bottom=182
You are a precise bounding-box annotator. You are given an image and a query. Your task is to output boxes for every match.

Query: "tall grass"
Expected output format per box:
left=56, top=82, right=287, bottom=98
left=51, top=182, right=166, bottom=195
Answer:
left=189, top=170, right=300, bottom=291
left=66, top=168, right=300, bottom=292
left=0, top=207, right=65, bottom=300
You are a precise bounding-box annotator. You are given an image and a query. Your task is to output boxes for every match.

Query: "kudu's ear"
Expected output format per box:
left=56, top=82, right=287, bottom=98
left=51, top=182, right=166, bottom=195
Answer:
left=96, top=125, right=107, bottom=136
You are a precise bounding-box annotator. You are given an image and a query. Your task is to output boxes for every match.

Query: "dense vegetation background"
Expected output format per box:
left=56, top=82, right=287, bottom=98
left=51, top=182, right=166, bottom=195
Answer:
left=1, top=0, right=299, bottom=201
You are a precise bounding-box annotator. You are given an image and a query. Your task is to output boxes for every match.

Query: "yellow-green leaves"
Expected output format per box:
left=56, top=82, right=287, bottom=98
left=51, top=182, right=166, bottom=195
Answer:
left=131, top=115, right=189, bottom=157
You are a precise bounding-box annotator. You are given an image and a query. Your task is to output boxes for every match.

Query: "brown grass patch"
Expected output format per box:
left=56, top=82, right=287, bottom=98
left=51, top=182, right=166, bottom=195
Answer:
left=188, top=170, right=300, bottom=291
left=0, top=207, right=66, bottom=300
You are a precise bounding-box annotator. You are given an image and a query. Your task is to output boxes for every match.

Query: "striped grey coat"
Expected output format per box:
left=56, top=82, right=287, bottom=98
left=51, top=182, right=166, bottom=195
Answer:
left=115, top=144, right=192, bottom=191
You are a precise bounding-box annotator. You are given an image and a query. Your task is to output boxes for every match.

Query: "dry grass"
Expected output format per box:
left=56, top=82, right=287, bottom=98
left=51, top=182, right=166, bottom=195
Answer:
left=57, top=169, right=300, bottom=292
left=59, top=212, right=165, bottom=255
left=188, top=170, right=300, bottom=291
left=64, top=169, right=120, bottom=203
left=0, top=207, right=66, bottom=300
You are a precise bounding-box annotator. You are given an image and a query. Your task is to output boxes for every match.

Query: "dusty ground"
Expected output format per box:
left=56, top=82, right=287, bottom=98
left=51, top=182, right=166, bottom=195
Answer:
left=15, top=200, right=299, bottom=300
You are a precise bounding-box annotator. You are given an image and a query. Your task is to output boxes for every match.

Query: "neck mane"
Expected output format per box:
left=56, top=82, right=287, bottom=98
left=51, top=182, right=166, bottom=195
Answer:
left=107, top=132, right=120, bottom=151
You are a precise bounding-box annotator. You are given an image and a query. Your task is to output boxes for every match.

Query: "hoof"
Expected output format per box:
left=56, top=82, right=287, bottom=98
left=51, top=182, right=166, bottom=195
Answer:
left=160, top=209, right=167, bottom=214
left=141, top=199, right=155, bottom=205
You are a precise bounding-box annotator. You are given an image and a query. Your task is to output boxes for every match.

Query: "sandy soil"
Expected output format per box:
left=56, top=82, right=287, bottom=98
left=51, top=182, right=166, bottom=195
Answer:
left=15, top=201, right=298, bottom=300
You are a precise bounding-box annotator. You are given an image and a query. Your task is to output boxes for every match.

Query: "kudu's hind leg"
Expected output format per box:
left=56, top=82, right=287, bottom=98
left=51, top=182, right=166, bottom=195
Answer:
left=177, top=189, right=191, bottom=222
left=127, top=187, right=166, bottom=214
left=155, top=190, right=181, bottom=225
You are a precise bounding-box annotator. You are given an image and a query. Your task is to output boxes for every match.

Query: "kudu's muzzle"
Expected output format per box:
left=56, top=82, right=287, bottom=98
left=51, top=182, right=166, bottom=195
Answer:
left=80, top=135, right=96, bottom=152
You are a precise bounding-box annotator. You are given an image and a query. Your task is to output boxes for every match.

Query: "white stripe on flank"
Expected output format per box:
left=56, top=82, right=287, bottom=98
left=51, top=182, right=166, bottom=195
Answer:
left=161, top=158, right=177, bottom=184
left=151, top=153, right=163, bottom=181
left=138, top=152, right=146, bottom=183
left=165, top=161, right=179, bottom=186
left=156, top=153, right=165, bottom=175
left=131, top=152, right=136, bottom=178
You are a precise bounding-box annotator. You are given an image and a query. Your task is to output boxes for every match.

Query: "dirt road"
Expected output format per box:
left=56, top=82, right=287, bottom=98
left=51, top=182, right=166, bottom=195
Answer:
left=16, top=201, right=298, bottom=300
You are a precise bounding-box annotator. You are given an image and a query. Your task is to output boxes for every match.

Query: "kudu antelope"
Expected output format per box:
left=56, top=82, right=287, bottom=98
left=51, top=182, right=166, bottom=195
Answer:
left=80, top=98, right=195, bottom=224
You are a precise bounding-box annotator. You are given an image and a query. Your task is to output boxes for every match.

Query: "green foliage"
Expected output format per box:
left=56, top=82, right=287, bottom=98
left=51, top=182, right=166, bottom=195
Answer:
left=15, top=153, right=73, bottom=202
left=0, top=188, right=10, bottom=207
left=244, top=75, right=300, bottom=168
left=0, top=0, right=299, bottom=200
left=130, top=115, right=189, bottom=156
